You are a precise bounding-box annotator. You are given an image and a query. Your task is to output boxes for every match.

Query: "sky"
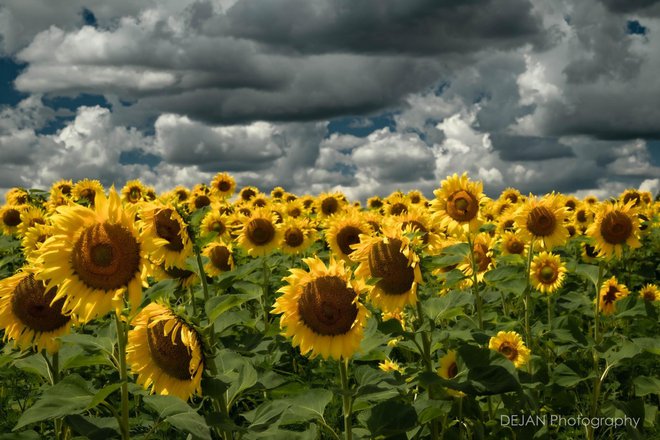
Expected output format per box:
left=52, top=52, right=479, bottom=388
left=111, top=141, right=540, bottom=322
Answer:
left=1, top=0, right=659, bottom=202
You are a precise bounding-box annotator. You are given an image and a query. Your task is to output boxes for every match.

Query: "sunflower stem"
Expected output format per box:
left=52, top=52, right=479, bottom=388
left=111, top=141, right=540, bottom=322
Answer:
left=261, top=256, right=270, bottom=333
left=587, top=263, right=605, bottom=440
left=547, top=296, right=553, bottom=332
left=43, top=351, right=64, bottom=440
left=466, top=234, right=483, bottom=330
left=415, top=302, right=440, bottom=440
left=523, top=240, right=535, bottom=374
left=338, top=359, right=353, bottom=440
left=114, top=312, right=130, bottom=440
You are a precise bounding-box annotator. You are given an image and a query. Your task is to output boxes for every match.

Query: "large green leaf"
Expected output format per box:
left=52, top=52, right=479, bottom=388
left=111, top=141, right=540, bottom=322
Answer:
left=143, top=394, right=211, bottom=440
left=280, top=389, right=333, bottom=424
left=551, top=363, right=589, bottom=388
left=205, top=290, right=261, bottom=322
left=64, top=415, right=120, bottom=440
left=214, top=349, right=258, bottom=406
left=365, top=399, right=418, bottom=437
left=633, top=376, right=660, bottom=397
left=423, top=290, right=473, bottom=323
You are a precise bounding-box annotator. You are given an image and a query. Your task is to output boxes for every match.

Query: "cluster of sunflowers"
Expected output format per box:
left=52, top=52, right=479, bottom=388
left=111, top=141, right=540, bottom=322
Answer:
left=0, top=172, right=658, bottom=439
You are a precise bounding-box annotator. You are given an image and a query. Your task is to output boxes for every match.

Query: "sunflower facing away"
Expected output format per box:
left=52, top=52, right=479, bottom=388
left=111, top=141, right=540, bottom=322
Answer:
left=352, top=222, right=423, bottom=313
left=0, top=270, right=72, bottom=353
left=530, top=252, right=567, bottom=294
left=139, top=203, right=193, bottom=269
left=237, top=208, right=282, bottom=257
left=438, top=350, right=465, bottom=398
left=35, top=189, right=149, bottom=322
left=488, top=331, right=531, bottom=368
left=272, top=256, right=369, bottom=360
left=598, top=277, right=629, bottom=315
left=586, top=201, right=640, bottom=259
left=515, top=194, right=568, bottom=250
left=431, top=173, right=484, bottom=236
left=126, top=303, right=204, bottom=401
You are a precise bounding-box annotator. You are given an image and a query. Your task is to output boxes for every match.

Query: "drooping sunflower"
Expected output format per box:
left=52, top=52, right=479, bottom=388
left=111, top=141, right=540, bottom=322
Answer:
left=5, top=188, right=29, bottom=205
left=126, top=303, right=204, bottom=401
left=598, top=277, right=629, bottom=315
left=326, top=211, right=373, bottom=261
left=639, top=284, right=659, bottom=302
left=139, top=203, right=193, bottom=269
left=199, top=210, right=231, bottom=241
left=272, top=256, right=369, bottom=360
left=34, top=189, right=149, bottom=323
left=586, top=201, right=640, bottom=259
left=0, top=270, right=73, bottom=353
left=280, top=217, right=316, bottom=255
left=0, top=204, right=27, bottom=236
left=210, top=172, right=236, bottom=199
left=499, top=231, right=526, bottom=256
left=72, top=179, right=104, bottom=207
left=488, top=331, right=531, bottom=368
left=352, top=222, right=423, bottom=313
left=530, top=252, right=567, bottom=294
left=515, top=194, right=568, bottom=250
left=121, top=179, right=146, bottom=204
left=143, top=186, right=158, bottom=201
left=315, top=192, right=346, bottom=218
left=201, top=241, right=235, bottom=276
left=431, top=173, right=484, bottom=236
left=438, top=350, right=465, bottom=398
left=237, top=208, right=282, bottom=257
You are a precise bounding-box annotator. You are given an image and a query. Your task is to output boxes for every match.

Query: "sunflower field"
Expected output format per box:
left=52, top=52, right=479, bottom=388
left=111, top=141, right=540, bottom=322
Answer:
left=0, top=173, right=658, bottom=440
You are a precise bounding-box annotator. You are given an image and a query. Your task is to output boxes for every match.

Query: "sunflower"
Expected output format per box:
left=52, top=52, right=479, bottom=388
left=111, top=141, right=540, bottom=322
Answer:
left=431, top=173, right=484, bottom=236
left=488, top=331, right=531, bottom=368
left=272, top=256, right=369, bottom=360
left=315, top=192, right=346, bottom=218
left=530, top=252, right=566, bottom=294
left=0, top=204, right=28, bottom=236
left=496, top=211, right=517, bottom=235
left=239, top=186, right=259, bottom=202
left=45, top=187, right=73, bottom=214
left=562, top=195, right=579, bottom=212
left=500, top=188, right=522, bottom=205
left=126, top=303, right=203, bottom=400
left=581, top=242, right=599, bottom=263
left=367, top=196, right=384, bottom=210
left=50, top=179, right=73, bottom=198
left=35, top=189, right=149, bottom=323
left=352, top=222, right=423, bottom=313
left=459, top=233, right=494, bottom=284
left=379, top=358, right=403, bottom=373
left=17, top=206, right=47, bottom=237
left=438, top=350, right=465, bottom=398
left=188, top=185, right=212, bottom=211
left=199, top=211, right=230, bottom=240
left=639, top=284, right=659, bottom=302
left=586, top=201, right=640, bottom=259
left=170, top=186, right=190, bottom=204
left=237, top=208, right=282, bottom=257
left=283, top=199, right=305, bottom=219
left=0, top=270, right=72, bottom=353
left=210, top=172, right=236, bottom=199
left=397, top=207, right=445, bottom=255
left=72, top=179, right=104, bottom=207
left=620, top=189, right=642, bottom=208
left=270, top=186, right=286, bottom=200
left=22, top=223, right=54, bottom=262
left=499, top=231, right=526, bottom=256
left=326, top=211, right=373, bottom=261
left=583, top=195, right=599, bottom=206
left=201, top=241, right=235, bottom=277
left=139, top=203, right=193, bottom=269
left=5, top=188, right=29, bottom=205
left=515, top=194, right=568, bottom=250
left=407, top=190, right=425, bottom=205
left=121, top=179, right=146, bottom=204
left=598, top=277, right=629, bottom=315
left=280, top=217, right=316, bottom=255
left=384, top=193, right=409, bottom=217
left=251, top=195, right=269, bottom=209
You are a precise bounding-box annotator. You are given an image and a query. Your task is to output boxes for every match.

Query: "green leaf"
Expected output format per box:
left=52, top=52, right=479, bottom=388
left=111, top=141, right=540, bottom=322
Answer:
left=143, top=394, right=211, bottom=440
left=633, top=376, right=660, bottom=397
left=59, top=333, right=114, bottom=356
left=87, top=383, right=123, bottom=410
left=575, top=264, right=600, bottom=287
left=551, top=363, right=587, bottom=388
left=483, top=265, right=525, bottom=284
left=64, top=415, right=120, bottom=440
left=0, top=431, right=41, bottom=440
left=603, top=339, right=642, bottom=365
left=242, top=399, right=291, bottom=428
left=423, top=290, right=473, bottom=323
left=14, top=374, right=95, bottom=430
left=205, top=291, right=261, bottom=322
left=12, top=354, right=50, bottom=380
left=215, top=349, right=258, bottom=406
left=366, top=399, right=418, bottom=437
left=143, top=279, right=178, bottom=303
left=283, top=389, right=333, bottom=423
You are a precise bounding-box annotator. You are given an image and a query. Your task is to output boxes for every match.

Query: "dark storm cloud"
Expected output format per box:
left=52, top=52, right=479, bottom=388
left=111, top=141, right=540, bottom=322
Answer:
left=489, top=134, right=575, bottom=161
left=598, top=0, right=660, bottom=15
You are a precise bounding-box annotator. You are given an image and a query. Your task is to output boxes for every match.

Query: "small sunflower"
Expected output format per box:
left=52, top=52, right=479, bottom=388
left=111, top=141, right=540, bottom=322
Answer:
left=459, top=233, right=494, bottom=284
left=496, top=211, right=517, bottom=235
left=171, top=186, right=190, bottom=204
left=139, top=204, right=193, bottom=269
left=499, top=231, right=526, bottom=256
left=639, top=284, right=659, bottom=302
left=397, top=207, right=445, bottom=255
left=0, top=270, right=72, bottom=354
left=237, top=208, right=282, bottom=257
left=35, top=189, right=149, bottom=323
left=238, top=186, right=259, bottom=202
left=384, top=193, right=410, bottom=217
left=272, top=256, right=369, bottom=360
left=530, top=252, right=566, bottom=294
left=17, top=206, right=46, bottom=237
left=188, top=185, right=212, bottom=211
left=5, top=188, right=29, bottom=205
left=352, top=222, right=423, bottom=313
left=50, top=179, right=73, bottom=199
left=283, top=199, right=305, bottom=219
left=21, top=222, right=54, bottom=262
left=280, top=217, right=316, bottom=255
left=210, top=172, right=236, bottom=199
left=488, top=331, right=531, bottom=368
left=583, top=195, right=599, bottom=206
left=598, top=277, right=629, bottom=315
left=586, top=201, right=640, bottom=259
left=562, top=195, right=579, bottom=212
left=367, top=196, right=384, bottom=210
left=199, top=211, right=230, bottom=241
left=379, top=358, right=403, bottom=374
left=316, top=192, right=346, bottom=218
left=0, top=204, right=27, bottom=235
left=573, top=203, right=594, bottom=231
left=431, top=173, right=484, bottom=236
left=500, top=188, right=522, bottom=205
left=201, top=241, right=235, bottom=276
left=515, top=194, right=568, bottom=250
left=326, top=211, right=373, bottom=261
left=438, top=350, right=465, bottom=398
left=121, top=179, right=146, bottom=204
left=72, top=179, right=104, bottom=207
left=620, top=189, right=642, bottom=208
left=407, top=190, right=425, bottom=205
left=126, top=303, right=204, bottom=401
left=270, top=186, right=286, bottom=200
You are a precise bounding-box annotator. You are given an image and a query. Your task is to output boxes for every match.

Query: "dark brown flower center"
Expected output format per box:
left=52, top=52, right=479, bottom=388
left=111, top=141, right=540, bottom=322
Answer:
left=194, top=195, right=211, bottom=209
left=209, top=246, right=232, bottom=271
left=389, top=203, right=408, bottom=216
left=600, top=211, right=633, bottom=245
left=71, top=222, right=141, bottom=290
left=567, top=225, right=576, bottom=237
left=447, top=362, right=458, bottom=379
left=217, top=180, right=232, bottom=192
left=565, top=200, right=576, bottom=211
left=241, top=188, right=256, bottom=201
left=59, top=184, right=72, bottom=195
left=272, top=190, right=283, bottom=198
left=210, top=220, right=226, bottom=235
left=298, top=276, right=358, bottom=336
left=321, top=197, right=339, bottom=216
left=284, top=227, right=304, bottom=247
left=446, top=190, right=479, bottom=222
left=253, top=198, right=267, bottom=208
left=164, top=266, right=195, bottom=280
left=642, top=289, right=656, bottom=302
left=11, top=274, right=70, bottom=332
left=526, top=206, right=556, bottom=237
left=3, top=209, right=21, bottom=227
left=499, top=342, right=518, bottom=361
left=410, top=194, right=421, bottom=204
left=603, top=285, right=618, bottom=305
left=146, top=319, right=194, bottom=380
left=576, top=210, right=588, bottom=223
left=505, top=193, right=518, bottom=204
left=128, top=188, right=141, bottom=202
left=79, top=188, right=96, bottom=206
left=246, top=218, right=275, bottom=245
left=473, top=243, right=491, bottom=272
left=176, top=190, right=188, bottom=201
left=623, top=192, right=641, bottom=207
left=507, top=239, right=524, bottom=255
left=369, top=199, right=383, bottom=209
left=154, top=209, right=185, bottom=251
left=368, top=239, right=415, bottom=296
left=336, top=225, right=362, bottom=256
left=539, top=265, right=557, bottom=283
left=584, top=244, right=598, bottom=258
